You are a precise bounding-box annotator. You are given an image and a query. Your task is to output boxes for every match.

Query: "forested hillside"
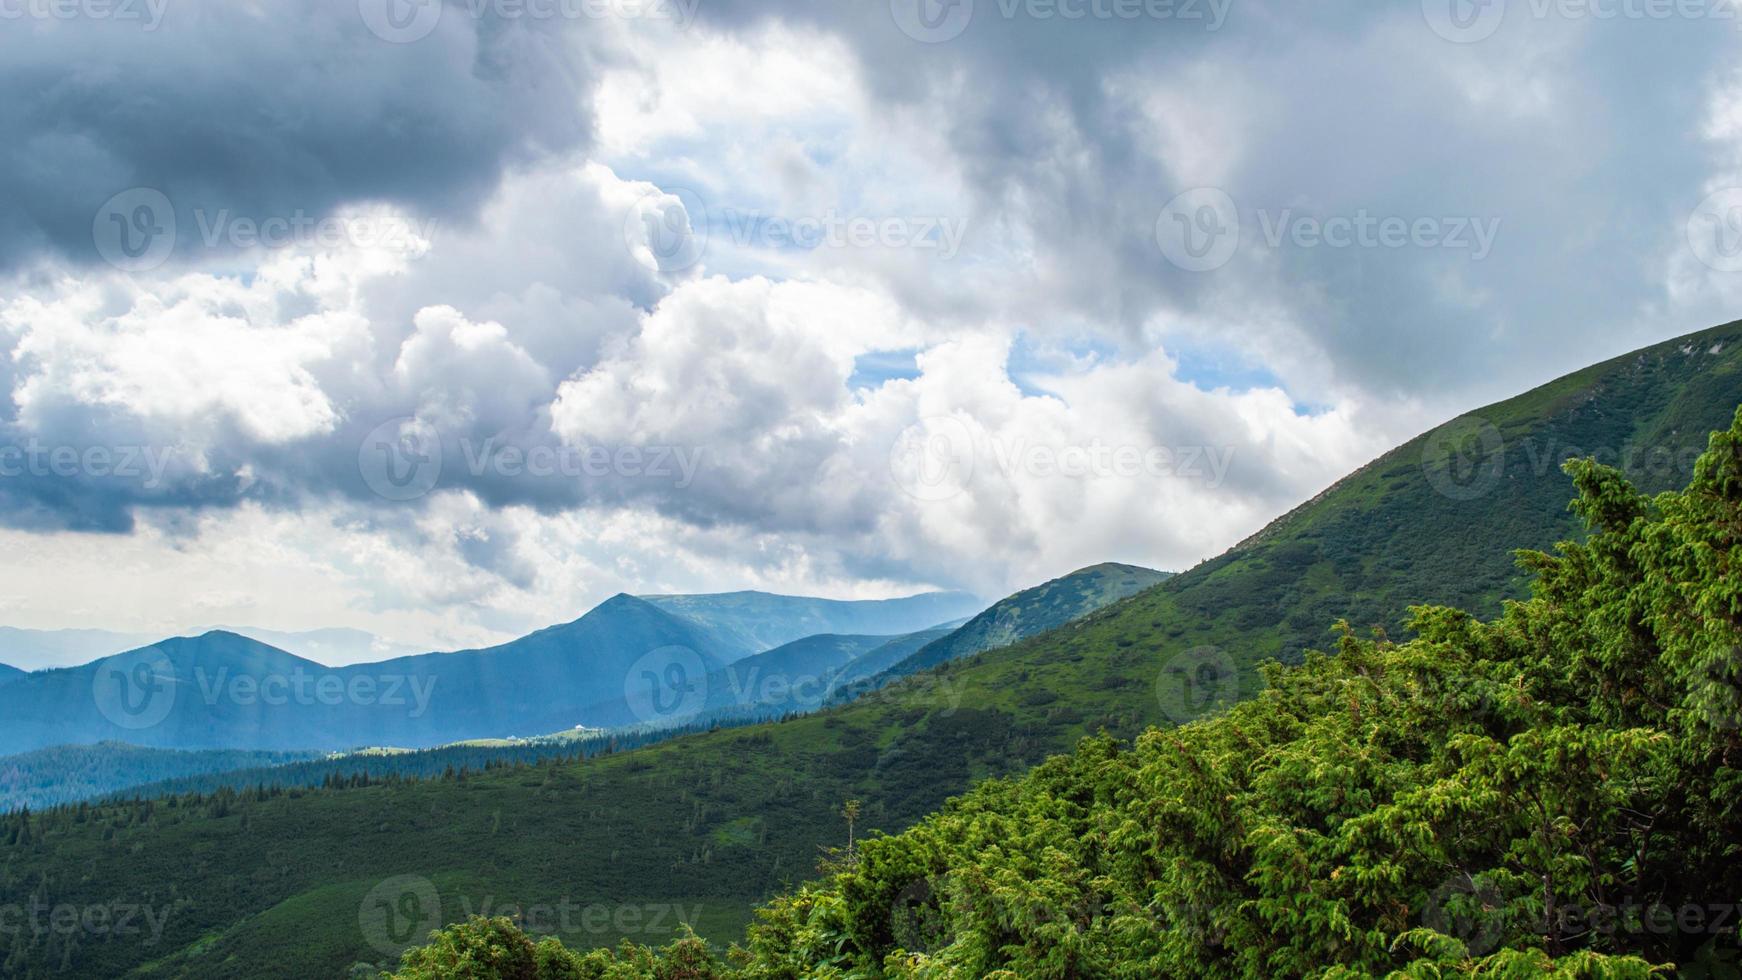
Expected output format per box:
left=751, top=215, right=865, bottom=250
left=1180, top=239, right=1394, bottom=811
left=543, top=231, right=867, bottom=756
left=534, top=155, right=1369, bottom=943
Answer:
left=0, top=743, right=321, bottom=812
left=1, top=325, right=1740, bottom=978
left=850, top=563, right=1171, bottom=690
left=390, top=397, right=1742, bottom=977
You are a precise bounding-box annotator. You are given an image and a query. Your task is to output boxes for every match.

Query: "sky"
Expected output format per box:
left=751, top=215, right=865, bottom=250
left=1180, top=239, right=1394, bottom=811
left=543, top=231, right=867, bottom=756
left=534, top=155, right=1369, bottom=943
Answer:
left=2, top=0, right=1741, bottom=657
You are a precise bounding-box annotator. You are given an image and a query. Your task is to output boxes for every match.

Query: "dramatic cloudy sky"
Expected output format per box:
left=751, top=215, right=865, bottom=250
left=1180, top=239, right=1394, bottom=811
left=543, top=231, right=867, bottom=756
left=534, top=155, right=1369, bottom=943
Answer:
left=2, top=0, right=1739, bottom=657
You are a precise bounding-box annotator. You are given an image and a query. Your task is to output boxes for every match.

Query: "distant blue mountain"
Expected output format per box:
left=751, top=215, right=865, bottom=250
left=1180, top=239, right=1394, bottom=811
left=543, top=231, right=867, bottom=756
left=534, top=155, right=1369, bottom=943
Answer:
left=638, top=590, right=982, bottom=659
left=0, top=624, right=418, bottom=670
left=0, top=595, right=739, bottom=754
left=0, top=589, right=988, bottom=754
left=0, top=662, right=21, bottom=687
left=845, top=563, right=1172, bottom=692
left=694, top=631, right=945, bottom=718
left=0, top=627, right=156, bottom=672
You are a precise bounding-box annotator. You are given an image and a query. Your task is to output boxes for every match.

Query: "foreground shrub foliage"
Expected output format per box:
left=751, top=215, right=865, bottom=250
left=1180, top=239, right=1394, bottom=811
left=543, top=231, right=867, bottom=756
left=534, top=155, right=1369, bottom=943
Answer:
left=390, top=409, right=1742, bottom=977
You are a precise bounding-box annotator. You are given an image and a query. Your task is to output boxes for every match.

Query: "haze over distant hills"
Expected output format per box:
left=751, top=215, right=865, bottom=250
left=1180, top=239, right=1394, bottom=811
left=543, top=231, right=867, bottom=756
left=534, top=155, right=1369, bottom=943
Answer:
left=847, top=562, right=1171, bottom=691
left=0, top=625, right=422, bottom=671
left=636, top=590, right=983, bottom=654
left=0, top=578, right=1121, bottom=809
left=0, top=588, right=988, bottom=755
left=0, top=597, right=729, bottom=753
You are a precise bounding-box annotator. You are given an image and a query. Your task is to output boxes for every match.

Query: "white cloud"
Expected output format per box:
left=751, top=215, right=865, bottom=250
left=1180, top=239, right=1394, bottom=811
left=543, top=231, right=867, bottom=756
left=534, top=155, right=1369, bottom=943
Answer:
left=3, top=7, right=1736, bottom=646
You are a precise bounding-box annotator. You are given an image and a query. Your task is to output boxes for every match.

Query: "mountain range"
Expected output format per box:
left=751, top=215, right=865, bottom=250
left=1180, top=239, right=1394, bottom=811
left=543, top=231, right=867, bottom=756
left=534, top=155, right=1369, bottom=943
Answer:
left=844, top=562, right=1171, bottom=690
left=0, top=625, right=423, bottom=672
left=2, top=323, right=1740, bottom=978
left=0, top=568, right=1142, bottom=810
left=0, top=589, right=985, bottom=755
left=637, top=590, right=982, bottom=655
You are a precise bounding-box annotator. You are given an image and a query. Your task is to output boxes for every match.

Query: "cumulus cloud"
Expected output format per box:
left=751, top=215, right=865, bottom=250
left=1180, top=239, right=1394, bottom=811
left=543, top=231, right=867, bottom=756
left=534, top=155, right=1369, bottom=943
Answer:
left=0, top=0, right=598, bottom=271
left=3, top=5, right=1737, bottom=645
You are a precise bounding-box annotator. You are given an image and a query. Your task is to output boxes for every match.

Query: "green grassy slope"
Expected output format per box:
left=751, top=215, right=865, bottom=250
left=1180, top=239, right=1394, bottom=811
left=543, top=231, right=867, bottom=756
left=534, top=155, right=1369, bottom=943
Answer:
left=3, top=323, right=1742, bottom=978
left=862, top=563, right=1171, bottom=686
left=399, top=409, right=1742, bottom=977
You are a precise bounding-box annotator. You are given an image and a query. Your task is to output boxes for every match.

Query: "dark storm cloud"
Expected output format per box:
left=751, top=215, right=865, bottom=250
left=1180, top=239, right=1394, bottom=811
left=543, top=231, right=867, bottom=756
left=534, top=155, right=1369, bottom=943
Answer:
left=679, top=0, right=1736, bottom=401
left=0, top=0, right=597, bottom=270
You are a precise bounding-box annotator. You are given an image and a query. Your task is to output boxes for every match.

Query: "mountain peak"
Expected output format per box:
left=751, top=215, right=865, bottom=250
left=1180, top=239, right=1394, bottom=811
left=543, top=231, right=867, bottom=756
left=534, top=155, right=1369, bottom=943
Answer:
left=1068, top=561, right=1169, bottom=579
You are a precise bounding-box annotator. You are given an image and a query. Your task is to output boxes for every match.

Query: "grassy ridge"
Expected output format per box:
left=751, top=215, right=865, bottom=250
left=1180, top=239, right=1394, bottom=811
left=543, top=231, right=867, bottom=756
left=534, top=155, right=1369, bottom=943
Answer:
left=397, top=408, right=1742, bottom=976
left=2, top=323, right=1741, bottom=978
